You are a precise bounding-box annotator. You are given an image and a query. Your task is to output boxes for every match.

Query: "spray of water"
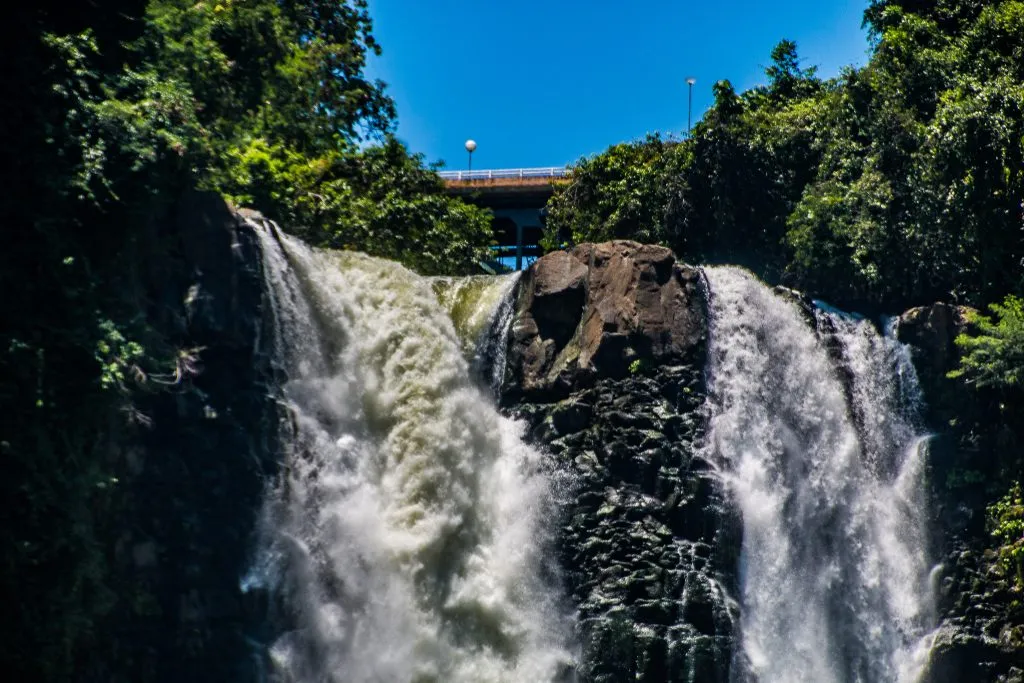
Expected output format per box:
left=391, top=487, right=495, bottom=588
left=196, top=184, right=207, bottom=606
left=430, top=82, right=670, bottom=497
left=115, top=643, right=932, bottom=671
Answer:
left=701, top=266, right=935, bottom=683
left=245, top=224, right=573, bottom=682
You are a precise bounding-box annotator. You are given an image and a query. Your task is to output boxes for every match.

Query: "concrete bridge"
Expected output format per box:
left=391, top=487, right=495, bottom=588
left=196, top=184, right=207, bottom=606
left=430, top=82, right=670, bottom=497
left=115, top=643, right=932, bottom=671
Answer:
left=440, top=167, right=568, bottom=271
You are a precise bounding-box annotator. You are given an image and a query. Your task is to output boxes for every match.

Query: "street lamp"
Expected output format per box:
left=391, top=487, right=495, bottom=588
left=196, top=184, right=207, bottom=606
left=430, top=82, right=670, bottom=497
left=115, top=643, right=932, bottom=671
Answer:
left=686, top=77, right=697, bottom=134
left=465, top=139, right=477, bottom=176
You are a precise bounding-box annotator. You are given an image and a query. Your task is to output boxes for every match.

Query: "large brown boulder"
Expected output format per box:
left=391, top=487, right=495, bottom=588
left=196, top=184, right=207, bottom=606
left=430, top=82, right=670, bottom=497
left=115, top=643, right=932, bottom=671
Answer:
left=505, top=241, right=705, bottom=400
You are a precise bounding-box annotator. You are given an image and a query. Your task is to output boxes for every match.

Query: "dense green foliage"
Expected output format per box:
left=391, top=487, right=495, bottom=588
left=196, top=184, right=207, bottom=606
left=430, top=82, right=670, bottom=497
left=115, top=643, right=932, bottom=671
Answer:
left=547, top=2, right=1024, bottom=312
left=989, top=482, right=1024, bottom=587
left=1, top=1, right=490, bottom=678
left=222, top=135, right=491, bottom=274
left=141, top=0, right=394, bottom=152
left=132, top=0, right=491, bottom=272
left=3, top=5, right=174, bottom=677
left=542, top=135, right=691, bottom=249
left=952, top=294, right=1024, bottom=590
left=951, top=295, right=1024, bottom=389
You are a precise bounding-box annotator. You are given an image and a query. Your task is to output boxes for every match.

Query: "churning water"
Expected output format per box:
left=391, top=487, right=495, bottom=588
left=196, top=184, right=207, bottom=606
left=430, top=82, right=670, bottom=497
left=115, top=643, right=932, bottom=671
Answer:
left=431, top=273, right=520, bottom=395
left=239, top=224, right=936, bottom=683
left=701, top=267, right=936, bottom=683
left=244, top=223, right=573, bottom=682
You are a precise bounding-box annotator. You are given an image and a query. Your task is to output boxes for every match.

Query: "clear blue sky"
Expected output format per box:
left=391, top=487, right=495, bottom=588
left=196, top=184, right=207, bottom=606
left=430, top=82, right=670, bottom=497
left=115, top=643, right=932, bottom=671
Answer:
left=366, top=0, right=871, bottom=170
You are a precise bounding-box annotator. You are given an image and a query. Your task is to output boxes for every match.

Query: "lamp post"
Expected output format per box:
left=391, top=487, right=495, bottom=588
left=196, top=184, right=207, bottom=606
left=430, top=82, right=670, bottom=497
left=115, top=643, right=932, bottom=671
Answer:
left=465, top=139, right=477, bottom=178
left=686, top=77, right=696, bottom=134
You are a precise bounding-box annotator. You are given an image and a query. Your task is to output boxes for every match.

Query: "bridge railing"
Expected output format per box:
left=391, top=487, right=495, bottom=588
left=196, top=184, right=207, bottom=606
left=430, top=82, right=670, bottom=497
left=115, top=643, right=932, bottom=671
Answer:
left=438, top=167, right=569, bottom=181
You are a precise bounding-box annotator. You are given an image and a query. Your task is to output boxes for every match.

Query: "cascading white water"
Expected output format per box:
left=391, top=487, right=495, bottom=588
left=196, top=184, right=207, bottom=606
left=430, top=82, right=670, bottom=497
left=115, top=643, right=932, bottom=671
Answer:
left=700, top=267, right=935, bottom=683
left=244, top=224, right=574, bottom=682
left=431, top=273, right=521, bottom=393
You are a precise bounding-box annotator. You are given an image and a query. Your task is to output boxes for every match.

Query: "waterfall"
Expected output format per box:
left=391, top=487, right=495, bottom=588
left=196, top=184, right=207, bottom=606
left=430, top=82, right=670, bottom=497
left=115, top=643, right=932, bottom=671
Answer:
left=431, top=273, right=521, bottom=394
left=244, top=224, right=574, bottom=682
left=700, top=266, right=935, bottom=683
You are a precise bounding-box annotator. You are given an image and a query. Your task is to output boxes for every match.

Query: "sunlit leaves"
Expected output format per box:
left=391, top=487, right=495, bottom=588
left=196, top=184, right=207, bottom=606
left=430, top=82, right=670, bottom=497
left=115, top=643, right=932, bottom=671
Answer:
left=951, top=295, right=1024, bottom=389
left=94, top=319, right=145, bottom=391
left=221, top=136, right=493, bottom=275
left=544, top=135, right=690, bottom=250
left=988, top=481, right=1024, bottom=586
left=142, top=0, right=394, bottom=151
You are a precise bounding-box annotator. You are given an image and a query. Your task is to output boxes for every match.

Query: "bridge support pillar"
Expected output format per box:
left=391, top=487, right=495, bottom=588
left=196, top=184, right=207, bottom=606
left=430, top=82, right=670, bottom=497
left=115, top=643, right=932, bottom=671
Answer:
left=516, top=222, right=523, bottom=271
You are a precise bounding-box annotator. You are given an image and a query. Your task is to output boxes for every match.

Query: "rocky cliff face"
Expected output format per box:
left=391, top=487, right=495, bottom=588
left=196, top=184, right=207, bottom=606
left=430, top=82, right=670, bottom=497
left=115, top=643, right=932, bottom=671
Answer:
left=87, top=193, right=282, bottom=682
left=500, top=242, right=738, bottom=682
left=84, top=217, right=1021, bottom=682
left=504, top=242, right=706, bottom=401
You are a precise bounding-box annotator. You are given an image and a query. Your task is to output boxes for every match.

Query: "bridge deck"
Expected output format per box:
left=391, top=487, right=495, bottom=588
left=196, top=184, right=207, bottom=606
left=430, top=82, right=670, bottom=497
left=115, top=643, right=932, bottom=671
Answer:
left=442, top=168, right=569, bottom=207
left=443, top=176, right=563, bottom=189
left=438, top=167, right=568, bottom=182
left=441, top=168, right=569, bottom=271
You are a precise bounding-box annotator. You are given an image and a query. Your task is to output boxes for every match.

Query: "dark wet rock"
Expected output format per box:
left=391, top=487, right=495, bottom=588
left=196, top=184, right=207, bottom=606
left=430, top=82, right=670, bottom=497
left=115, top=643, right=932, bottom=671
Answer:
left=919, top=543, right=1024, bottom=683
left=551, top=399, right=594, bottom=435
left=772, top=284, right=816, bottom=324
left=505, top=355, right=736, bottom=681
left=898, top=303, right=971, bottom=381
left=501, top=245, right=737, bottom=681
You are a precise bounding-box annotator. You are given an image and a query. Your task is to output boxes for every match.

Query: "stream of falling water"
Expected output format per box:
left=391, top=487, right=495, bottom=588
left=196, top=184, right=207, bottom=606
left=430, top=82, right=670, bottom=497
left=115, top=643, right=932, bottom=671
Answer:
left=431, top=273, right=520, bottom=394
left=244, top=224, right=573, bottom=682
left=700, top=267, right=936, bottom=683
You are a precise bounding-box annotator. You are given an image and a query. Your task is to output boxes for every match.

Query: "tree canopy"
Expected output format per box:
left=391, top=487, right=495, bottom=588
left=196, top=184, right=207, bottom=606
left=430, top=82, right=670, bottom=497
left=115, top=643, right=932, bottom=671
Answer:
left=546, top=1, right=1024, bottom=314
left=951, top=295, right=1024, bottom=390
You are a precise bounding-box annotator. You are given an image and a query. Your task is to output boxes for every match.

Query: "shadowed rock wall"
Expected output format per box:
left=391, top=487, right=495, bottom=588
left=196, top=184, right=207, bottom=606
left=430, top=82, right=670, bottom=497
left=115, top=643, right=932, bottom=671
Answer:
left=84, top=193, right=281, bottom=682
left=898, top=304, right=1024, bottom=683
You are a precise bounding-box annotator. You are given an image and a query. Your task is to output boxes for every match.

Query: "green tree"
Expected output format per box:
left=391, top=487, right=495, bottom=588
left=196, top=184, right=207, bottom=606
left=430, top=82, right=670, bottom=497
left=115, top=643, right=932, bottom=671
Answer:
left=543, top=134, right=690, bottom=250
left=223, top=135, right=492, bottom=274
left=988, top=482, right=1024, bottom=587
left=135, top=0, right=491, bottom=273
left=950, top=295, right=1024, bottom=389
left=141, top=0, right=395, bottom=152
left=765, top=39, right=819, bottom=101
left=683, top=75, right=821, bottom=276
left=548, top=3, right=1024, bottom=313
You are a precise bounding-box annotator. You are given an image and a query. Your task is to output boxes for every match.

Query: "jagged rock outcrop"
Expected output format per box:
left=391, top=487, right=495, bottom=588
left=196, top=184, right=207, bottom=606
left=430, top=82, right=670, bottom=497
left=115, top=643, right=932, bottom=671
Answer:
left=501, top=243, right=737, bottom=682
left=505, top=241, right=705, bottom=401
